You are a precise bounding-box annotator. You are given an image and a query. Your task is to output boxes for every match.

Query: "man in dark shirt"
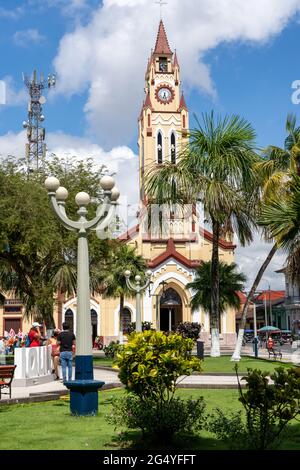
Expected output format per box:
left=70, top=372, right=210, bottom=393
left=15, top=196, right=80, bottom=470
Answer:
left=57, top=322, right=76, bottom=383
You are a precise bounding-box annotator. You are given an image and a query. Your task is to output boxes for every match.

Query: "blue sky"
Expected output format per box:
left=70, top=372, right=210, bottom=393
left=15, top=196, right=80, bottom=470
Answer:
left=1, top=0, right=300, bottom=289
left=1, top=0, right=300, bottom=150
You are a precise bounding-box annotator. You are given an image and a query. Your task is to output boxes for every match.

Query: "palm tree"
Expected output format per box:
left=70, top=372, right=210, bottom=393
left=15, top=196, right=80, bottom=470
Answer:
left=231, top=114, right=300, bottom=360
left=97, top=244, right=147, bottom=334
left=186, top=262, right=246, bottom=330
left=259, top=175, right=300, bottom=283
left=146, top=112, right=258, bottom=356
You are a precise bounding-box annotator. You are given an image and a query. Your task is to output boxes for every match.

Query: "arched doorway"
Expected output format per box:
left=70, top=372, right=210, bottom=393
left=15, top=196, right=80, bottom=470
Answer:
left=65, top=309, right=74, bottom=333
left=160, top=288, right=182, bottom=332
left=120, top=308, right=132, bottom=334
left=91, top=309, right=98, bottom=343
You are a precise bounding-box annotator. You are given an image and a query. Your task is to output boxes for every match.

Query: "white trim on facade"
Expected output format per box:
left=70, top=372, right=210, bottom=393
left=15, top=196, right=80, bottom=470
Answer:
left=113, top=302, right=136, bottom=337
left=62, top=298, right=100, bottom=336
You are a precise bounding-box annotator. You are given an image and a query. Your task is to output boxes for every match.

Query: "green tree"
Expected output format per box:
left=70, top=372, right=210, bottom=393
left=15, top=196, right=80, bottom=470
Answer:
left=259, top=174, right=300, bottom=284
left=98, top=244, right=147, bottom=333
left=0, top=156, right=113, bottom=327
left=186, top=262, right=246, bottom=326
left=147, top=112, right=258, bottom=356
left=232, top=114, right=300, bottom=360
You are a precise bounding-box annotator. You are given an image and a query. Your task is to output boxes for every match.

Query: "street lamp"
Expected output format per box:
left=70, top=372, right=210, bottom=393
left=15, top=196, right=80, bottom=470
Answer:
left=124, top=270, right=152, bottom=332
left=45, top=174, right=119, bottom=416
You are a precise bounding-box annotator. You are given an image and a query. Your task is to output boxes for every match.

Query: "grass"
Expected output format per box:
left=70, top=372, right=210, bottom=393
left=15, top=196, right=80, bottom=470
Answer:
left=201, top=356, right=293, bottom=374
left=93, top=355, right=294, bottom=374
left=1, top=388, right=300, bottom=450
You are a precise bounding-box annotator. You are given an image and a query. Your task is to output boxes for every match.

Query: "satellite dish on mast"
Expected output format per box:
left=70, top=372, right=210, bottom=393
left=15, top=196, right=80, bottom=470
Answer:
left=39, top=96, right=46, bottom=105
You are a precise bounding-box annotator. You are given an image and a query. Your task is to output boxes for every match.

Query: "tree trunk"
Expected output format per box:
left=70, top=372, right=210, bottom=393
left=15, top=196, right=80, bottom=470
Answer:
left=231, top=243, right=278, bottom=361
left=119, top=293, right=124, bottom=342
left=211, top=218, right=220, bottom=357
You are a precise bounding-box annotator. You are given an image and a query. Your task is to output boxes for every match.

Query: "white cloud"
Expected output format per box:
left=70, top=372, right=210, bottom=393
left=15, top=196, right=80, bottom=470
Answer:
left=0, top=76, right=27, bottom=106
left=53, top=0, right=300, bottom=147
left=0, top=6, right=24, bottom=20
left=0, top=130, right=139, bottom=209
left=14, top=29, right=46, bottom=47
left=27, top=0, right=90, bottom=16
left=235, top=233, right=286, bottom=291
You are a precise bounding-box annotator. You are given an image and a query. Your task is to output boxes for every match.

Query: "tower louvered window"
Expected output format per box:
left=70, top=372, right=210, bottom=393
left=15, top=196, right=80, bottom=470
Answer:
left=171, top=132, right=176, bottom=164
left=157, top=132, right=163, bottom=164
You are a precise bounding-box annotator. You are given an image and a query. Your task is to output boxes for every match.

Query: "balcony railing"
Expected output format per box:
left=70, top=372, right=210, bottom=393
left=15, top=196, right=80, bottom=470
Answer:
left=4, top=299, right=22, bottom=305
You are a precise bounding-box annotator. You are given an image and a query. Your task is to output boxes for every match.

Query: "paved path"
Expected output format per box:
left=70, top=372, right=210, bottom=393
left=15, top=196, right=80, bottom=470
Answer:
left=5, top=348, right=299, bottom=402
left=6, top=368, right=252, bottom=402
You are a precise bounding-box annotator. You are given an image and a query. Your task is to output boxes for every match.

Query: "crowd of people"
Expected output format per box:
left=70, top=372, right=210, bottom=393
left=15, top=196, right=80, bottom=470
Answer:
left=0, top=321, right=76, bottom=382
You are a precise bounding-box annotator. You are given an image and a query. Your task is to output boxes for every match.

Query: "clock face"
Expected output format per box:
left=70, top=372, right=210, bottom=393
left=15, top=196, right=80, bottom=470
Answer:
left=156, top=86, right=174, bottom=104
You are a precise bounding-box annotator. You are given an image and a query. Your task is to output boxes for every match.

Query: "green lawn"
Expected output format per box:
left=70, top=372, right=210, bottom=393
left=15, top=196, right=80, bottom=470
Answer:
left=1, top=388, right=299, bottom=450
left=93, top=355, right=294, bottom=374
left=201, top=356, right=293, bottom=374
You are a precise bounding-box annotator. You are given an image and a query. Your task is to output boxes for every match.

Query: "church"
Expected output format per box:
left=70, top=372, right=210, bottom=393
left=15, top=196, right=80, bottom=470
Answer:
left=0, top=21, right=237, bottom=347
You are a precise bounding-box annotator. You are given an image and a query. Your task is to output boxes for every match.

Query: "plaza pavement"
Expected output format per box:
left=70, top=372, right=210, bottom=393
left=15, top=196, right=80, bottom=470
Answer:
left=2, top=345, right=298, bottom=404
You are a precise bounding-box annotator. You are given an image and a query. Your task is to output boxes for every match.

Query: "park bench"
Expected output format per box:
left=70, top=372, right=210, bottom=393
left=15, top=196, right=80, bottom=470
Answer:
left=268, top=348, right=282, bottom=361
left=0, top=365, right=16, bottom=399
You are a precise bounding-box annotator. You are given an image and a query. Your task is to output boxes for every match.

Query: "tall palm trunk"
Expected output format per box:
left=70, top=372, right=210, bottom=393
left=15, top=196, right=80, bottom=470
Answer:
left=231, top=243, right=277, bottom=361
left=211, top=218, right=221, bottom=357
left=119, top=293, right=124, bottom=340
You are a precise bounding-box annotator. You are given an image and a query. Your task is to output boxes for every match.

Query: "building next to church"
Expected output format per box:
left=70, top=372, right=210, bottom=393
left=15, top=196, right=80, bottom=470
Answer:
left=0, top=21, right=237, bottom=347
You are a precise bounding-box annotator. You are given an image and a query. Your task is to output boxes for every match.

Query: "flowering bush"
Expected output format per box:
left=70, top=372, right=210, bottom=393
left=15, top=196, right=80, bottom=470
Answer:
left=103, top=340, right=121, bottom=358
left=107, top=331, right=204, bottom=442
left=124, top=321, right=153, bottom=335
left=176, top=322, right=201, bottom=341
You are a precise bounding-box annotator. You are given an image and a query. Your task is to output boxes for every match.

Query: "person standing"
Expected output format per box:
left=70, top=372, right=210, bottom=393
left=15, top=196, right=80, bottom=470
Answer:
left=28, top=322, right=42, bottom=347
left=57, top=322, right=76, bottom=383
left=267, top=335, right=274, bottom=353
left=47, top=330, right=61, bottom=380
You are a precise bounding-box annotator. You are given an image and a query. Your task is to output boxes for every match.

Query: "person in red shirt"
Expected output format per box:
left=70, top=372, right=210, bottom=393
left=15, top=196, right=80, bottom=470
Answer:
left=267, top=336, right=274, bottom=352
left=28, top=322, right=42, bottom=347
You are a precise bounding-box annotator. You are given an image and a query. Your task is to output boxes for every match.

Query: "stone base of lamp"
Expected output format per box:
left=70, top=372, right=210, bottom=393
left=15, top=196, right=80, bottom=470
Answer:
left=64, top=379, right=105, bottom=416
left=64, top=355, right=104, bottom=416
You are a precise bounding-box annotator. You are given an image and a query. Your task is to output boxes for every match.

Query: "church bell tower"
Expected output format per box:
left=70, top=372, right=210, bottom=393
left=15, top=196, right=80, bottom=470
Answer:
left=138, top=20, right=189, bottom=204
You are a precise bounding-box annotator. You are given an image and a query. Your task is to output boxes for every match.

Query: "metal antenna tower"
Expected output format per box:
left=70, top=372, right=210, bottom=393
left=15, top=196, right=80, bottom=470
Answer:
left=22, top=70, right=56, bottom=172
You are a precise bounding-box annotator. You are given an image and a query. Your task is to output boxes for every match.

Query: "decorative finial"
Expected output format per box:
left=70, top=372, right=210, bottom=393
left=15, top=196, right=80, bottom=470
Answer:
left=155, top=0, right=167, bottom=20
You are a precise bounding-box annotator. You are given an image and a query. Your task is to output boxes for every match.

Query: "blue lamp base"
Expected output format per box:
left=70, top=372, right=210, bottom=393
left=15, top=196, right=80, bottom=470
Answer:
left=64, top=355, right=104, bottom=416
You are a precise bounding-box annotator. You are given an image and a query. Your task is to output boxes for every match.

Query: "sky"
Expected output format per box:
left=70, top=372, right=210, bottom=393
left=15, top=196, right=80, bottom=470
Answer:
left=1, top=0, right=300, bottom=290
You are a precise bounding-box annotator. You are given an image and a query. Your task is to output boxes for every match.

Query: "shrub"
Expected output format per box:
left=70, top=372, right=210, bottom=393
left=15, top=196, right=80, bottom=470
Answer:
left=103, top=340, right=121, bottom=358
left=107, top=394, right=206, bottom=442
left=207, top=409, right=247, bottom=449
left=208, top=366, right=300, bottom=450
left=176, top=322, right=201, bottom=341
left=115, top=330, right=202, bottom=400
left=108, top=330, right=203, bottom=442
left=125, top=321, right=153, bottom=335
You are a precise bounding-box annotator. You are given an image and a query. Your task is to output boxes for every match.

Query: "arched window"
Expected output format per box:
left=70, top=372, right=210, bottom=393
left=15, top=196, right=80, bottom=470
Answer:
left=91, top=309, right=98, bottom=343
left=157, top=132, right=163, bottom=164
left=171, top=132, right=176, bottom=164
left=120, top=308, right=132, bottom=334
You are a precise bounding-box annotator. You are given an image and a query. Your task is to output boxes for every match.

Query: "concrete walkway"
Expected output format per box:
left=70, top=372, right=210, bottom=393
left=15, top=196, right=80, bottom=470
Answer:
left=2, top=348, right=298, bottom=404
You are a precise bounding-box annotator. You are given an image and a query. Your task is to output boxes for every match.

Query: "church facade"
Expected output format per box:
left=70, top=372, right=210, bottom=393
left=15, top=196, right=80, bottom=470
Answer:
left=0, top=21, right=237, bottom=347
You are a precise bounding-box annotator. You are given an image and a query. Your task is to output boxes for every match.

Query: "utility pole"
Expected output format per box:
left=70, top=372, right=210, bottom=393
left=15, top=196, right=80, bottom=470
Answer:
left=22, top=70, right=56, bottom=173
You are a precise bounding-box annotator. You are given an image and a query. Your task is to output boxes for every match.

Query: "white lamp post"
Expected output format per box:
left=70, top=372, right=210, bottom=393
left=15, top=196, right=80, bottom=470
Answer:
left=45, top=174, right=119, bottom=415
left=124, top=270, right=152, bottom=332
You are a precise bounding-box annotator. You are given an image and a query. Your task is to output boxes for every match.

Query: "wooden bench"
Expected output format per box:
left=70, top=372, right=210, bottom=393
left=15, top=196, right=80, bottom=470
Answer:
left=268, top=348, right=282, bottom=361
left=0, top=365, right=16, bottom=399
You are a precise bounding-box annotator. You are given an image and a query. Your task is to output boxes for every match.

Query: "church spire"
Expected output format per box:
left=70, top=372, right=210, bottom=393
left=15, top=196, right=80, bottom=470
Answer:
left=154, top=20, right=172, bottom=55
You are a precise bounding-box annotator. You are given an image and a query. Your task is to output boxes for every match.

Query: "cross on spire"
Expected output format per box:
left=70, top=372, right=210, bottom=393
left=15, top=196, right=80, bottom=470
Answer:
left=155, top=0, right=167, bottom=20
